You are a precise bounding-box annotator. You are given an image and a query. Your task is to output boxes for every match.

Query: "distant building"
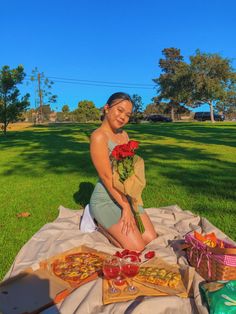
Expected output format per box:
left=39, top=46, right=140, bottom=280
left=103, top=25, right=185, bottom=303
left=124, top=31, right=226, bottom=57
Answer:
left=49, top=111, right=57, bottom=122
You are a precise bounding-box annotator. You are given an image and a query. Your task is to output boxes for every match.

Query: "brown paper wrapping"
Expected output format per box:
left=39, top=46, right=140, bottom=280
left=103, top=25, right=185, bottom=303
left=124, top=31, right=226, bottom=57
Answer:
left=112, top=156, right=146, bottom=211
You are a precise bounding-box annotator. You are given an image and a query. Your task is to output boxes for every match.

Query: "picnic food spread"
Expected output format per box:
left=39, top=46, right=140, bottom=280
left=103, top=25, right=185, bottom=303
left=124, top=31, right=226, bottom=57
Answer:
left=194, top=231, right=225, bottom=248
left=51, top=252, right=103, bottom=284
left=114, top=249, right=155, bottom=261
left=185, top=231, right=236, bottom=281
left=136, top=266, right=181, bottom=288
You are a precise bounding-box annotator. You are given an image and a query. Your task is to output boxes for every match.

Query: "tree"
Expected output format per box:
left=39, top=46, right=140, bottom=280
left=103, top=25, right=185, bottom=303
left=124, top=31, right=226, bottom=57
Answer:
left=131, top=94, right=143, bottom=122
left=0, top=65, right=29, bottom=135
left=41, top=105, right=51, bottom=120
left=215, top=93, right=236, bottom=119
left=153, top=48, right=189, bottom=121
left=143, top=100, right=189, bottom=119
left=73, top=100, right=100, bottom=122
left=154, top=48, right=236, bottom=123
left=186, top=50, right=236, bottom=122
left=143, top=103, right=159, bottom=116
left=152, top=98, right=189, bottom=116
left=61, top=104, right=70, bottom=121
left=56, top=112, right=64, bottom=122
left=62, top=104, right=70, bottom=113
left=30, top=67, right=57, bottom=122
left=23, top=108, right=36, bottom=123
left=144, top=101, right=169, bottom=115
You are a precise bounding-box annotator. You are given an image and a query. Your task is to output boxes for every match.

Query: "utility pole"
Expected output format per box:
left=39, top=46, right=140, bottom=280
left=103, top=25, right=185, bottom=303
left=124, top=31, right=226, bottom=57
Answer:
left=37, top=73, right=43, bottom=122
left=30, top=67, right=57, bottom=123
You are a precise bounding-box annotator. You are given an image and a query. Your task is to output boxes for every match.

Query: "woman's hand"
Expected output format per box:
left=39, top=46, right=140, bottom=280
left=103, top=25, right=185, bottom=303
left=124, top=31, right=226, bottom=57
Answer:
left=121, top=205, right=136, bottom=235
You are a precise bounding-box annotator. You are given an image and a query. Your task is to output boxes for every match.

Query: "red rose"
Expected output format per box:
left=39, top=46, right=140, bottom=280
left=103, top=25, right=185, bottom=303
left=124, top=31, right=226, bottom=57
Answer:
left=121, top=143, right=130, bottom=151
left=111, top=147, right=122, bottom=160
left=111, top=141, right=139, bottom=161
left=128, top=140, right=139, bottom=150
left=121, top=249, right=130, bottom=257
left=144, top=251, right=155, bottom=259
left=111, top=139, right=140, bottom=183
left=115, top=249, right=142, bottom=258
left=114, top=251, right=123, bottom=258
left=120, top=150, right=134, bottom=158
left=130, top=251, right=141, bottom=262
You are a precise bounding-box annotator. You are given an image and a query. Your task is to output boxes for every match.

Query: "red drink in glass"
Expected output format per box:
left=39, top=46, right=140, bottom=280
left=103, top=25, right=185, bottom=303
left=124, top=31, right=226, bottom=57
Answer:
left=103, top=265, right=120, bottom=280
left=114, top=274, right=126, bottom=286
left=121, top=264, right=139, bottom=278
left=121, top=254, right=140, bottom=294
left=103, top=256, right=121, bottom=295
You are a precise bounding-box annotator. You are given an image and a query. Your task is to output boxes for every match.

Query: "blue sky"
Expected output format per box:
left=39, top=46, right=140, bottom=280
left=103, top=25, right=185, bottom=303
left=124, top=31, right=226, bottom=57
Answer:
left=1, top=0, right=236, bottom=111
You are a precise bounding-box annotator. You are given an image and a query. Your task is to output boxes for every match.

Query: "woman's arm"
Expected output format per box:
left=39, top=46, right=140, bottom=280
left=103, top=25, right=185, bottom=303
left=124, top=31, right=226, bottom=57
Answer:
left=90, top=131, right=135, bottom=234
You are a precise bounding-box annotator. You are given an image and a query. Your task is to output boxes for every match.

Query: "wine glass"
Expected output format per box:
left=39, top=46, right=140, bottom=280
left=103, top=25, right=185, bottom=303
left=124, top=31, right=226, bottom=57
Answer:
left=113, top=273, right=126, bottom=286
left=103, top=256, right=121, bottom=295
left=121, top=254, right=140, bottom=294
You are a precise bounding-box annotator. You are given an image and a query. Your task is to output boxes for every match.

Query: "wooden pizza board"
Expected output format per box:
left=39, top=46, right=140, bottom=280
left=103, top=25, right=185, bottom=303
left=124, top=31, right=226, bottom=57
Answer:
left=103, top=257, right=195, bottom=305
left=0, top=245, right=109, bottom=314
left=133, top=257, right=191, bottom=297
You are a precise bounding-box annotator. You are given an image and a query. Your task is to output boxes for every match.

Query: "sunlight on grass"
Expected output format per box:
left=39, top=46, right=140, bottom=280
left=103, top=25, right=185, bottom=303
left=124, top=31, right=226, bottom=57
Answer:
left=0, top=122, right=235, bottom=279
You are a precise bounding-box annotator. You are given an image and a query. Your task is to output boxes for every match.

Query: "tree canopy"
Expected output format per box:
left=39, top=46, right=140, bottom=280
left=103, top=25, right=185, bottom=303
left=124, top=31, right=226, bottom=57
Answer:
left=153, top=48, right=189, bottom=121
left=144, top=103, right=159, bottom=115
left=154, top=47, right=236, bottom=122
left=186, top=50, right=236, bottom=121
left=74, top=100, right=100, bottom=122
left=62, top=104, right=70, bottom=113
left=0, top=65, right=29, bottom=135
left=131, top=94, right=143, bottom=122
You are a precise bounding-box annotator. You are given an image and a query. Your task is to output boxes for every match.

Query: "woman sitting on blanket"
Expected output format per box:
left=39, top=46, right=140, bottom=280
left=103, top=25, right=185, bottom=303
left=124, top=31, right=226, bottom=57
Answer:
left=89, top=92, right=157, bottom=251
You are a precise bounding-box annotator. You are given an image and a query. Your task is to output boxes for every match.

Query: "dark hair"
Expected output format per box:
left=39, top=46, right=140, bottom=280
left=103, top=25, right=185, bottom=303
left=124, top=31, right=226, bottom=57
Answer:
left=101, top=92, right=133, bottom=121
left=106, top=92, right=133, bottom=107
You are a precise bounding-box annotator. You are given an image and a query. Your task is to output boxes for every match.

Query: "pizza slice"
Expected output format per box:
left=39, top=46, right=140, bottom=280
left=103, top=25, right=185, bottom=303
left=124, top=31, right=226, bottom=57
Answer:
left=51, top=252, right=104, bottom=286
left=136, top=266, right=181, bottom=289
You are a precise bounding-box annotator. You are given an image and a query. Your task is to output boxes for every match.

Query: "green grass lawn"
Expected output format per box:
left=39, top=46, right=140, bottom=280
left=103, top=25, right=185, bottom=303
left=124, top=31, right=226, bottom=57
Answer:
left=0, top=122, right=236, bottom=280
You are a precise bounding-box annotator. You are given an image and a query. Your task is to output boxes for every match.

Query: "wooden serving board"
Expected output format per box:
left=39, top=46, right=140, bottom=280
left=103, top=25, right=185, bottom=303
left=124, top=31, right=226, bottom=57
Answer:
left=43, top=245, right=109, bottom=288
left=0, top=245, right=110, bottom=314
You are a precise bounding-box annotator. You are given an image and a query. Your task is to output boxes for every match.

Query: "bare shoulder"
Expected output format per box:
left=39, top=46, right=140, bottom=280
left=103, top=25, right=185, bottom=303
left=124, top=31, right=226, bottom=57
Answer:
left=122, top=130, right=129, bottom=141
left=90, top=127, right=108, bottom=145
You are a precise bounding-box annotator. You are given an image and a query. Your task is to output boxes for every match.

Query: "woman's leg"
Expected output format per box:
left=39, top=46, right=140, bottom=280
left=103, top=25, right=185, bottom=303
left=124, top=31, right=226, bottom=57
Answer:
left=107, top=220, right=146, bottom=251
left=107, top=212, right=157, bottom=250
left=139, top=212, right=157, bottom=245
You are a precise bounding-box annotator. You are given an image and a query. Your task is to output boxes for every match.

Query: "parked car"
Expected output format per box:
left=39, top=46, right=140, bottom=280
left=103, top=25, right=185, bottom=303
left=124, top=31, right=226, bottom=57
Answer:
left=146, top=114, right=172, bottom=122
left=194, top=112, right=225, bottom=121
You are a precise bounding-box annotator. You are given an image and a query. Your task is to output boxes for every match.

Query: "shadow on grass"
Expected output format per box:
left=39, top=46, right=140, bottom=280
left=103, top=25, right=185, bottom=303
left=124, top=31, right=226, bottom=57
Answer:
left=142, top=141, right=236, bottom=208
left=0, top=122, right=235, bottom=210
left=73, top=181, right=95, bottom=207
left=127, top=122, right=236, bottom=148
left=0, top=123, right=97, bottom=177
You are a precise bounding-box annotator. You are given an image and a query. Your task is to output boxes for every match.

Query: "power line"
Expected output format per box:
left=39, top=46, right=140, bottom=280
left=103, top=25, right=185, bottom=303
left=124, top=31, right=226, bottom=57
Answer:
left=47, top=76, right=155, bottom=87
left=50, top=79, right=155, bottom=90
left=26, top=75, right=156, bottom=89
left=26, top=78, right=155, bottom=90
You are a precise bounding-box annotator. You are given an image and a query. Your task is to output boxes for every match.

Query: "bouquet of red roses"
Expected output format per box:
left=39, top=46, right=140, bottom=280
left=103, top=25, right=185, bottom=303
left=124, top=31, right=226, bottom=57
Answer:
left=111, top=140, right=146, bottom=233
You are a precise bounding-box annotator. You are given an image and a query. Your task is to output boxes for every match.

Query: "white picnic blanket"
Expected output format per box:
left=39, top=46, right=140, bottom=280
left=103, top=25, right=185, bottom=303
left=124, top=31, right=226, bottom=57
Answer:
left=4, top=205, right=235, bottom=314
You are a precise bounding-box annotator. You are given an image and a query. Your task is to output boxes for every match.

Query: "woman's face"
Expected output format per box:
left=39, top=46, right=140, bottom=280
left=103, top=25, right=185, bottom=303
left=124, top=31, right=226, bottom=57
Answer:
left=105, top=99, right=132, bottom=130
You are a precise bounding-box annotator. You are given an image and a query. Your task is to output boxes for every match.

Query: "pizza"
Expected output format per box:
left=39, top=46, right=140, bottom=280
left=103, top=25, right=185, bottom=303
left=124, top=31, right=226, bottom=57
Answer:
left=136, top=266, right=181, bottom=288
left=51, top=252, right=103, bottom=285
